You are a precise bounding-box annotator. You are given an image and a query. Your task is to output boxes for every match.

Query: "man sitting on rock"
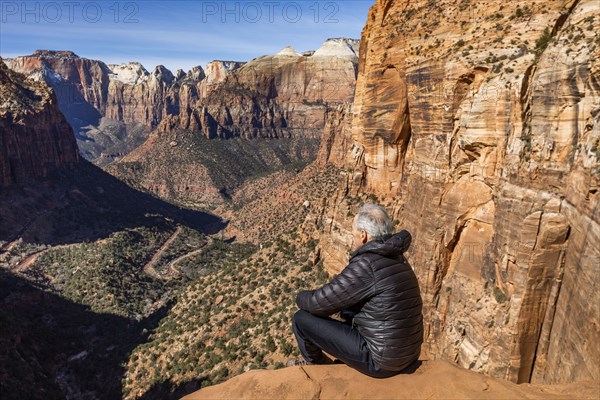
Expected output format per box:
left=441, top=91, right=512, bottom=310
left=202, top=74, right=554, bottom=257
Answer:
left=288, top=204, right=423, bottom=378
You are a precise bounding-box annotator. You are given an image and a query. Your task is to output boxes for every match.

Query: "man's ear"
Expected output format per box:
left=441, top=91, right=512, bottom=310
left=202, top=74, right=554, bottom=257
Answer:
left=360, top=230, right=368, bottom=244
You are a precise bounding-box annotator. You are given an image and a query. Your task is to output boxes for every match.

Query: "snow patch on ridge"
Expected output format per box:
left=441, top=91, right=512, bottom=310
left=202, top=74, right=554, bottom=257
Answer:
left=108, top=62, right=149, bottom=85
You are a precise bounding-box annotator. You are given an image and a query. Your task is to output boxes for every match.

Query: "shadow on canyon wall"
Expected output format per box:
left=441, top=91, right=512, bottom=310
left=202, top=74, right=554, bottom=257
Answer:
left=0, top=160, right=226, bottom=248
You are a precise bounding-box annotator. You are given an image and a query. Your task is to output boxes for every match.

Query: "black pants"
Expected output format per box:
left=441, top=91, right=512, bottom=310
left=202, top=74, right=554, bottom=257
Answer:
left=291, top=309, right=399, bottom=378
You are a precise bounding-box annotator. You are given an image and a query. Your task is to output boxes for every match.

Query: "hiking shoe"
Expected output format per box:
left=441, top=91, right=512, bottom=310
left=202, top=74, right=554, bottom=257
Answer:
left=286, top=357, right=309, bottom=367
left=286, top=356, right=335, bottom=367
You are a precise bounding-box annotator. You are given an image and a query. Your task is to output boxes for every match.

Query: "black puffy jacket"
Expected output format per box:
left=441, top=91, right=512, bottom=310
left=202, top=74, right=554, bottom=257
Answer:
left=296, top=230, right=423, bottom=371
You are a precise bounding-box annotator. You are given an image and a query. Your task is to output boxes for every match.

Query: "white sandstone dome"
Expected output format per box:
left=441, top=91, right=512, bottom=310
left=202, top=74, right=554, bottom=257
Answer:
left=312, top=38, right=359, bottom=59
left=275, top=46, right=302, bottom=58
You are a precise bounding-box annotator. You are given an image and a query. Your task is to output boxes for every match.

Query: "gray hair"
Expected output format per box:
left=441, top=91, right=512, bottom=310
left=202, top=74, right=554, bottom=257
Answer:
left=354, top=204, right=394, bottom=240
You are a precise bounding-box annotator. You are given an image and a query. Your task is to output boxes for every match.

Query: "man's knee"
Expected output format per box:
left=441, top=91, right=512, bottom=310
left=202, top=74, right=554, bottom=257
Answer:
left=293, top=309, right=331, bottom=344
left=292, top=309, right=311, bottom=330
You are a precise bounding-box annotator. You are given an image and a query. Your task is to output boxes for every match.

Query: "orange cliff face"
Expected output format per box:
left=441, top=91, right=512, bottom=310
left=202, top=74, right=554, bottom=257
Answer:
left=0, top=59, right=79, bottom=186
left=316, top=0, right=599, bottom=386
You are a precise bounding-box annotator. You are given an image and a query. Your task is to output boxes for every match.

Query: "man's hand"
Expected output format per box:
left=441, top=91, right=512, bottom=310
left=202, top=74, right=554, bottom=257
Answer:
left=295, top=257, right=374, bottom=317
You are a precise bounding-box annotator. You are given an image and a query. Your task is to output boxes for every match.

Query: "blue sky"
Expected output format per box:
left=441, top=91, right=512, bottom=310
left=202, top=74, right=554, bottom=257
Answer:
left=0, top=0, right=372, bottom=72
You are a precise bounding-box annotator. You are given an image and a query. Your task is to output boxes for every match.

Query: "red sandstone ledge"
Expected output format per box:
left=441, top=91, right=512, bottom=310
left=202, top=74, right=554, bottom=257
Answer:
left=181, top=359, right=599, bottom=400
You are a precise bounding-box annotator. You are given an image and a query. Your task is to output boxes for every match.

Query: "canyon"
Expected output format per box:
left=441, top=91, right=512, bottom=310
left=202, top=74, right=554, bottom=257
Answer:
left=0, top=0, right=599, bottom=398
left=105, top=38, right=359, bottom=207
left=4, top=38, right=359, bottom=164
left=0, top=58, right=228, bottom=400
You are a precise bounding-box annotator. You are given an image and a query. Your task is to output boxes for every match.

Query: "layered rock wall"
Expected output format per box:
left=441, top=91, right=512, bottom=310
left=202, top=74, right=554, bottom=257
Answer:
left=158, top=40, right=359, bottom=139
left=0, top=59, right=79, bottom=186
left=5, top=51, right=201, bottom=129
left=318, top=0, right=599, bottom=385
left=6, top=40, right=359, bottom=161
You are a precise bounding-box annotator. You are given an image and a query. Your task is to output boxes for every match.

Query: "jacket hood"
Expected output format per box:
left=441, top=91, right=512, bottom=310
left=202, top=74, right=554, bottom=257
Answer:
left=350, top=229, right=412, bottom=259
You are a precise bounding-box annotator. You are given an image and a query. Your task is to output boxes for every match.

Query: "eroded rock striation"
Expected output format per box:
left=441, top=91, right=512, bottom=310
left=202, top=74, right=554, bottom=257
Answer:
left=0, top=59, right=79, bottom=186
left=317, top=0, right=599, bottom=385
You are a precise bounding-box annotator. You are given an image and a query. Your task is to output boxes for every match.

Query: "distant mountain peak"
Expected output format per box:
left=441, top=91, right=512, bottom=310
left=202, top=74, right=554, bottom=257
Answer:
left=312, top=38, right=360, bottom=58
left=153, top=65, right=174, bottom=85
left=186, top=65, right=206, bottom=81
left=204, top=61, right=244, bottom=84
left=175, top=69, right=186, bottom=80
left=206, top=61, right=245, bottom=71
left=275, top=46, right=302, bottom=57
left=107, top=62, right=150, bottom=85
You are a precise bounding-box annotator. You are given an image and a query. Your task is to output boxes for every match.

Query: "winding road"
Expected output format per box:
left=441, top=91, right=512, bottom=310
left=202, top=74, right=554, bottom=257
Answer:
left=11, top=243, right=75, bottom=272
left=12, top=249, right=48, bottom=272
left=7, top=225, right=208, bottom=281
left=165, top=236, right=213, bottom=277
left=142, top=226, right=183, bottom=279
